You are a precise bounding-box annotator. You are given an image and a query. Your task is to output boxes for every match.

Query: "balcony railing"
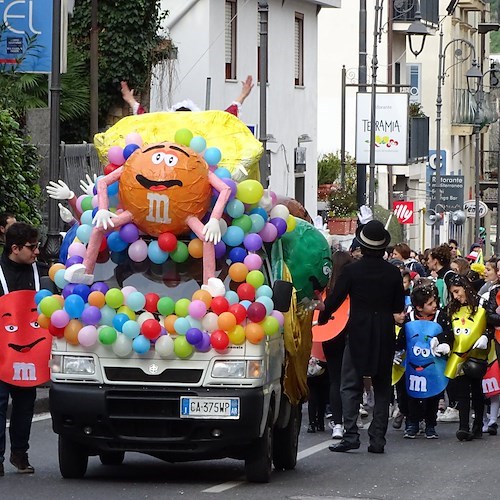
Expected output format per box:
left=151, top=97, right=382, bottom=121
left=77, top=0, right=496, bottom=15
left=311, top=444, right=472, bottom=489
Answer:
left=392, top=0, right=439, bottom=26
left=452, top=88, right=478, bottom=125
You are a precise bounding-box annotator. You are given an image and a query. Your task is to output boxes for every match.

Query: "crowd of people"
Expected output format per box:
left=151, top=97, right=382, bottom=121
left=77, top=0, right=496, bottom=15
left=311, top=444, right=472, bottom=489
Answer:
left=309, top=224, right=500, bottom=454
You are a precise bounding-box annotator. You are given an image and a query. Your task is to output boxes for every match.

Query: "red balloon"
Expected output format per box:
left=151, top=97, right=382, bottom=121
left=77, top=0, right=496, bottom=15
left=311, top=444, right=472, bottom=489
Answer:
left=210, top=296, right=229, bottom=315
left=141, top=319, right=161, bottom=340
left=158, top=232, right=178, bottom=252
left=247, top=302, right=267, bottom=323
left=237, top=283, right=255, bottom=302
left=228, top=303, right=247, bottom=324
left=144, top=293, right=160, bottom=313
left=104, top=163, right=119, bottom=175
left=99, top=237, right=108, bottom=252
left=96, top=249, right=110, bottom=263
left=49, top=323, right=65, bottom=338
left=210, top=329, right=230, bottom=350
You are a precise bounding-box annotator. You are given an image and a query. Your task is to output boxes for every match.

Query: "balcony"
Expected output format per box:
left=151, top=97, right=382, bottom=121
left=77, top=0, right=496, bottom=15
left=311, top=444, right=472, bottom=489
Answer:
left=392, top=0, right=439, bottom=26
left=452, top=88, right=478, bottom=125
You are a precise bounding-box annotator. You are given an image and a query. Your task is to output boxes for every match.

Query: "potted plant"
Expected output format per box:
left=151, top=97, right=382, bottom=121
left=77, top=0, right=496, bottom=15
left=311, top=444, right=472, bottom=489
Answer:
left=317, top=153, right=341, bottom=200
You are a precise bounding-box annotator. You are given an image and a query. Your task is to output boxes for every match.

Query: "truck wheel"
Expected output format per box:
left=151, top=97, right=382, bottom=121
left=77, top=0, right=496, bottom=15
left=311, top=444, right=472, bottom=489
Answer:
left=245, top=410, right=273, bottom=483
left=273, top=403, right=301, bottom=470
left=58, top=436, right=89, bottom=479
left=99, top=451, right=125, bottom=466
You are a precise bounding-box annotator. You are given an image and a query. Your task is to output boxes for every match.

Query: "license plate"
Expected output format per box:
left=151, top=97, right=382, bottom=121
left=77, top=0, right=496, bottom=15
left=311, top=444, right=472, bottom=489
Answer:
left=180, top=397, right=240, bottom=419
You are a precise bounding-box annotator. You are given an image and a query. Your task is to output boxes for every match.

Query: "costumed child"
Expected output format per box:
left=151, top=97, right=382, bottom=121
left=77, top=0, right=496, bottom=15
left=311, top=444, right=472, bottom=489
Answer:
left=446, top=274, right=493, bottom=441
left=306, top=341, right=329, bottom=433
left=395, top=283, right=452, bottom=439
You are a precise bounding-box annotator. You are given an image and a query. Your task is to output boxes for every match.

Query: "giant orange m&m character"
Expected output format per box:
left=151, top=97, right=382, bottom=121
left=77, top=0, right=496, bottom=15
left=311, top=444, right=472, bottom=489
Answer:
left=66, top=142, right=231, bottom=285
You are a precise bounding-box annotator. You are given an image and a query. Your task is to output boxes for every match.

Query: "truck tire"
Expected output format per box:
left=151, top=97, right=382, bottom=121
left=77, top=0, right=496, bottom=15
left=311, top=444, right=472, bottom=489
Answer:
left=273, top=403, right=301, bottom=470
left=244, top=409, right=273, bottom=483
left=58, top=436, right=89, bottom=479
left=99, top=451, right=125, bottom=466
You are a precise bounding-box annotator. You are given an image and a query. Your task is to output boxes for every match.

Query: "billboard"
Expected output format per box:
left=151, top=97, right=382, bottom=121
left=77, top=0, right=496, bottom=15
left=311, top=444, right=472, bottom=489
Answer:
left=355, top=93, right=409, bottom=165
left=0, top=0, right=53, bottom=73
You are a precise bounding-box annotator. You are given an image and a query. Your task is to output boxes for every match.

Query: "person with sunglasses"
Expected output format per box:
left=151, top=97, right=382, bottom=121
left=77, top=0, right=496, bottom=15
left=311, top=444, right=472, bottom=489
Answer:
left=0, top=223, right=51, bottom=476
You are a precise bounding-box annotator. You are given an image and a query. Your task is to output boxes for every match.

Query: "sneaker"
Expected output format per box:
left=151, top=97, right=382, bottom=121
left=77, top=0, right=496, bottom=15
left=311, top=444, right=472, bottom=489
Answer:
left=10, top=452, right=34, bottom=474
left=392, top=411, right=405, bottom=430
left=331, top=424, right=344, bottom=439
left=425, top=426, right=439, bottom=439
left=363, top=389, right=375, bottom=408
left=403, top=427, right=418, bottom=439
left=436, top=407, right=459, bottom=422
left=456, top=429, right=473, bottom=441
left=359, top=404, right=369, bottom=417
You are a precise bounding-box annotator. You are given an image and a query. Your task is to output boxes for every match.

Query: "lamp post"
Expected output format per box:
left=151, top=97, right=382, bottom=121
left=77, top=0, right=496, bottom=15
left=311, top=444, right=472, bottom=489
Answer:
left=431, top=26, right=481, bottom=248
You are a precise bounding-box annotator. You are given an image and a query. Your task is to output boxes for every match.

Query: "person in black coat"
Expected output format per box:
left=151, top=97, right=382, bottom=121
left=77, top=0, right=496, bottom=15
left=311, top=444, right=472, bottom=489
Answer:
left=318, top=220, right=405, bottom=454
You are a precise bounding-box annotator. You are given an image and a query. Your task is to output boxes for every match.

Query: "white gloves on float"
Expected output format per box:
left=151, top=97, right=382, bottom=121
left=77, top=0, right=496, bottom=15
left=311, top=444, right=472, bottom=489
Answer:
left=472, top=334, right=489, bottom=350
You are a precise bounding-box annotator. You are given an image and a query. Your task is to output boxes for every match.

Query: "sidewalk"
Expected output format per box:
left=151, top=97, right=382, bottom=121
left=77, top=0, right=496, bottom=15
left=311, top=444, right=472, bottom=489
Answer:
left=7, top=385, right=50, bottom=418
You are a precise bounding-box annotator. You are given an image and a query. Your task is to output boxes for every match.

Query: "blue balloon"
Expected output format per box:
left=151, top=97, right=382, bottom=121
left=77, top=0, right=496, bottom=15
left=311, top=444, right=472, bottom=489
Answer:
left=174, top=317, right=191, bottom=335
left=229, top=246, right=247, bottom=263
left=132, top=334, right=151, bottom=354
left=73, top=284, right=91, bottom=302
left=256, top=285, right=273, bottom=299
left=226, top=199, right=245, bottom=219
left=189, top=136, right=207, bottom=153
left=122, top=320, right=140, bottom=339
left=126, top=291, right=146, bottom=312
left=249, top=213, right=266, bottom=233
left=148, top=241, right=169, bottom=264
left=250, top=207, right=268, bottom=221
left=123, top=143, right=140, bottom=160
left=256, top=296, right=274, bottom=315
left=214, top=167, right=232, bottom=179
left=59, top=223, right=78, bottom=264
left=107, top=181, right=119, bottom=197
left=99, top=305, right=116, bottom=325
left=107, top=231, right=128, bottom=252
left=225, top=290, right=239, bottom=305
left=76, top=224, right=92, bottom=244
left=80, top=210, right=93, bottom=226
left=240, top=300, right=252, bottom=310
left=112, top=313, right=130, bottom=332
left=35, top=289, right=52, bottom=305
left=64, top=294, right=85, bottom=319
left=92, top=207, right=99, bottom=219
left=203, top=147, right=222, bottom=166
left=222, top=226, right=245, bottom=247
left=54, top=269, right=69, bottom=289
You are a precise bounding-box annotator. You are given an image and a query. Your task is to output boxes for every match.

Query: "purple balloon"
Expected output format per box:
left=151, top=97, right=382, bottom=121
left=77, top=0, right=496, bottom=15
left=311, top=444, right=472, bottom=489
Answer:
left=195, top=332, right=212, bottom=352
left=62, top=283, right=76, bottom=299
left=243, top=233, right=263, bottom=252
left=119, top=223, right=140, bottom=243
left=186, top=328, right=203, bottom=345
left=81, top=305, right=102, bottom=325
left=222, top=179, right=237, bottom=200
left=65, top=255, right=84, bottom=267
left=270, top=217, right=287, bottom=237
left=90, top=282, right=109, bottom=294
left=73, top=284, right=91, bottom=302
left=259, top=223, right=278, bottom=243
left=214, top=241, right=227, bottom=259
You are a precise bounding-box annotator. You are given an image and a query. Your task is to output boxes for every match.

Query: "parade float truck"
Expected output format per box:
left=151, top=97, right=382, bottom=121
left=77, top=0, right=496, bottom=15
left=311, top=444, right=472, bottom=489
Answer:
left=43, top=112, right=331, bottom=482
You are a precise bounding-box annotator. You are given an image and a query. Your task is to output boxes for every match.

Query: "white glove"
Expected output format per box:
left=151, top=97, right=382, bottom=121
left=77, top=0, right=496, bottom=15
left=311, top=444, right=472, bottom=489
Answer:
left=259, top=189, right=273, bottom=211
left=202, top=218, right=221, bottom=244
left=46, top=180, right=74, bottom=200
left=430, top=337, right=439, bottom=357
left=80, top=173, right=98, bottom=196
left=358, top=205, right=373, bottom=225
left=92, top=209, right=118, bottom=230
left=64, top=264, right=94, bottom=285
left=434, top=343, right=451, bottom=357
left=201, top=277, right=226, bottom=297
left=472, top=334, right=489, bottom=350
left=393, top=350, right=404, bottom=365
left=58, top=203, right=73, bottom=223
left=231, top=164, right=249, bottom=182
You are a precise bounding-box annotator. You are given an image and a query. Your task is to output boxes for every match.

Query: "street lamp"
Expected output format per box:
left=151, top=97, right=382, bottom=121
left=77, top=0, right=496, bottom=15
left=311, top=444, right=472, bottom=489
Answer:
left=407, top=0, right=431, bottom=57
left=432, top=26, right=481, bottom=247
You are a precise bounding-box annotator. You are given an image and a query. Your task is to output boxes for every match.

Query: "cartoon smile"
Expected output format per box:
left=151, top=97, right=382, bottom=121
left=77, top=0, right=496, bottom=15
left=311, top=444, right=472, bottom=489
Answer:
left=8, top=337, right=46, bottom=353
left=136, top=174, right=183, bottom=191
left=409, top=361, right=434, bottom=371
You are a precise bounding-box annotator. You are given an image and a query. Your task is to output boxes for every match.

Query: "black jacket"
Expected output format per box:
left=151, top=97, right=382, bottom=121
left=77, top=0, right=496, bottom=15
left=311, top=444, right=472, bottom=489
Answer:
left=318, top=255, right=405, bottom=376
left=0, top=254, right=49, bottom=296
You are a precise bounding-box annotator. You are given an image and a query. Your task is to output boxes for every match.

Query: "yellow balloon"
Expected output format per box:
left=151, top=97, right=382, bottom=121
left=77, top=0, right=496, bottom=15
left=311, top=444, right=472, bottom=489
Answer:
left=286, top=215, right=297, bottom=232
left=236, top=180, right=264, bottom=204
left=228, top=325, right=246, bottom=345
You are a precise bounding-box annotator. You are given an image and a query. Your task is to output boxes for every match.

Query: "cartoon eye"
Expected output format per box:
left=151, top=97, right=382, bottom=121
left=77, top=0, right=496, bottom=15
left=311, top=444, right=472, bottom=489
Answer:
left=152, top=152, right=167, bottom=164
left=413, top=346, right=421, bottom=356
left=164, top=154, right=178, bottom=167
left=421, top=348, right=430, bottom=358
left=30, top=321, right=40, bottom=329
left=463, top=328, right=470, bottom=336
left=5, top=325, right=18, bottom=332
left=455, top=328, right=462, bottom=336
left=323, top=264, right=332, bottom=277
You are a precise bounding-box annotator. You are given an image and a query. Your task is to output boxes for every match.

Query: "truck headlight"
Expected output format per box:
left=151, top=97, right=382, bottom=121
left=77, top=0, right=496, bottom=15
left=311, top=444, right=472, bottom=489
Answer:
left=62, top=356, right=95, bottom=375
left=212, top=360, right=263, bottom=379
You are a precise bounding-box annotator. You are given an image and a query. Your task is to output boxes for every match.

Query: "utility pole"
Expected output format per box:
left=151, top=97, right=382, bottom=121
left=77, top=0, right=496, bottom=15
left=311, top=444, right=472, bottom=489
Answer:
left=357, top=0, right=367, bottom=209
left=90, top=0, right=98, bottom=138
left=258, top=1, right=269, bottom=187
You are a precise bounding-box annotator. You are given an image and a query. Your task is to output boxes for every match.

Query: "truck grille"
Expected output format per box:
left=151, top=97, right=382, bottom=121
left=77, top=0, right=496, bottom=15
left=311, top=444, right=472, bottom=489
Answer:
left=104, top=367, right=203, bottom=384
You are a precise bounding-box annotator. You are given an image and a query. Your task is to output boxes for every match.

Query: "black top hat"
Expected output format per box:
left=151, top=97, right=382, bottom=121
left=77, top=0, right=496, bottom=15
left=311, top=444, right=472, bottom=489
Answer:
left=355, top=220, right=391, bottom=250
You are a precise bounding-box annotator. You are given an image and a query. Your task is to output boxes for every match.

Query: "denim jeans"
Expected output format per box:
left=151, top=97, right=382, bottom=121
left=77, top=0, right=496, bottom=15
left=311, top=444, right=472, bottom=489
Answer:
left=0, top=381, right=36, bottom=463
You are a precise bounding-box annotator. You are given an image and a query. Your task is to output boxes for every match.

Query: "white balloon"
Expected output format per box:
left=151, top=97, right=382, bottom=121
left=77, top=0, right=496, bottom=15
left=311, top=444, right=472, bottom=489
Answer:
left=137, top=311, right=155, bottom=326
left=201, top=312, right=219, bottom=332
left=219, top=218, right=228, bottom=236
left=155, top=335, right=175, bottom=358
left=112, top=334, right=133, bottom=357
left=270, top=204, right=290, bottom=220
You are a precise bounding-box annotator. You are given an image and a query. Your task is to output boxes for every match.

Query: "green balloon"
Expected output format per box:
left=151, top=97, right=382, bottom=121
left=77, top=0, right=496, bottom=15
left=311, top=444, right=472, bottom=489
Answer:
left=175, top=298, right=191, bottom=317
left=81, top=196, right=93, bottom=212
left=246, top=270, right=265, bottom=288
left=157, top=297, right=175, bottom=316
left=232, top=215, right=252, bottom=233
left=40, top=296, right=62, bottom=317
left=174, top=336, right=193, bottom=358
left=105, top=288, right=124, bottom=309
left=171, top=241, right=189, bottom=263
left=262, top=316, right=280, bottom=336
left=174, top=128, right=194, bottom=147
left=99, top=326, right=117, bottom=345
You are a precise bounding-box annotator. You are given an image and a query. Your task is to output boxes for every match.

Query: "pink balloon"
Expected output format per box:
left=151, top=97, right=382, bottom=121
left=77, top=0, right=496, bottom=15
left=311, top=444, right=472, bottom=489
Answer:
left=259, top=223, right=278, bottom=243
left=68, top=242, right=87, bottom=258
left=76, top=195, right=86, bottom=213
left=270, top=310, right=285, bottom=327
left=128, top=239, right=148, bottom=262
left=121, top=286, right=138, bottom=299
left=91, top=195, right=99, bottom=209
left=269, top=190, right=278, bottom=207
left=78, top=325, right=98, bottom=347
left=108, top=146, right=125, bottom=166
left=51, top=309, right=70, bottom=328
left=125, top=132, right=143, bottom=146
left=244, top=253, right=263, bottom=271
left=188, top=300, right=207, bottom=320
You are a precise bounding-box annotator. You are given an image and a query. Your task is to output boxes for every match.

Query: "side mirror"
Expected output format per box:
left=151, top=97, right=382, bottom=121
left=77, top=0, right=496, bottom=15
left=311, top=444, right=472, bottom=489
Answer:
left=272, top=280, right=293, bottom=312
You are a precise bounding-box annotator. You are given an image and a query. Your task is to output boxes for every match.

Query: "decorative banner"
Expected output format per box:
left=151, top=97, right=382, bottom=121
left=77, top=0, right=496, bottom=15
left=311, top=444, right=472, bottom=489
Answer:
left=355, top=93, right=409, bottom=165
left=393, top=201, right=414, bottom=224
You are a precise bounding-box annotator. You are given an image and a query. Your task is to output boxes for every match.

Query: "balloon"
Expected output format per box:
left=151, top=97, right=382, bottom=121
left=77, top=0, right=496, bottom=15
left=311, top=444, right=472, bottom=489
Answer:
left=247, top=302, right=267, bottom=323
left=222, top=226, right=245, bottom=247
left=188, top=238, right=204, bottom=259
left=132, top=334, right=151, bottom=354
left=243, top=233, right=263, bottom=252
left=174, top=336, right=193, bottom=358
left=104, top=163, right=119, bottom=175
left=49, top=323, right=65, bottom=338
left=128, top=239, right=148, bottom=262
left=119, top=223, right=140, bottom=243
left=155, top=335, right=175, bottom=358
left=201, top=312, right=219, bottom=333
left=126, top=291, right=146, bottom=312
left=62, top=284, right=76, bottom=299
left=174, top=317, right=191, bottom=335
left=249, top=213, right=266, bottom=233
left=88, top=291, right=106, bottom=308
left=189, top=136, right=207, bottom=153
left=236, top=180, right=264, bottom=204
left=246, top=270, right=265, bottom=289
left=108, top=145, right=125, bottom=166
left=175, top=298, right=191, bottom=317
left=148, top=240, right=169, bottom=264
left=54, top=269, right=69, bottom=290
left=245, top=322, right=265, bottom=344
left=51, top=309, right=70, bottom=328
left=256, top=296, right=274, bottom=315
left=214, top=241, right=227, bottom=259
left=222, top=179, right=237, bottom=200
left=259, top=223, right=278, bottom=243
left=157, top=297, right=175, bottom=316
left=228, top=303, right=246, bottom=324
left=186, top=327, right=203, bottom=345
left=217, top=312, right=237, bottom=332
left=141, top=319, right=161, bottom=340
left=107, top=232, right=128, bottom=253
left=144, top=293, right=160, bottom=313
left=112, top=334, right=133, bottom=357
left=270, top=217, right=287, bottom=237
left=204, top=147, right=222, bottom=166
left=137, top=311, right=155, bottom=326
left=99, top=305, right=116, bottom=325
left=214, top=167, right=232, bottom=179
left=105, top=288, right=124, bottom=309
left=271, top=310, right=285, bottom=327
left=261, top=316, right=280, bottom=335
left=210, top=296, right=229, bottom=315
left=228, top=325, right=246, bottom=345
left=232, top=214, right=252, bottom=233
left=112, top=313, right=130, bottom=332
left=171, top=241, right=189, bottom=263
left=192, top=290, right=212, bottom=308
left=63, top=320, right=82, bottom=345
left=175, top=128, right=194, bottom=146
left=81, top=196, right=93, bottom=212
left=81, top=305, right=102, bottom=326
left=210, top=329, right=229, bottom=350
left=270, top=204, right=290, bottom=220
left=73, top=284, right=91, bottom=302
left=49, top=263, right=65, bottom=282
left=229, top=262, right=249, bottom=282
left=122, top=320, right=140, bottom=339
left=99, top=326, right=117, bottom=345
left=35, top=289, right=53, bottom=305
left=78, top=325, right=98, bottom=347
left=158, top=232, right=178, bottom=252
left=117, top=305, right=136, bottom=321
left=225, top=290, right=239, bottom=305
left=237, top=283, right=255, bottom=302
left=244, top=253, right=263, bottom=271
left=195, top=331, right=212, bottom=352
left=226, top=199, right=245, bottom=219
left=37, top=313, right=50, bottom=329
left=91, top=282, right=109, bottom=294
left=286, top=215, right=297, bottom=232
left=64, top=294, right=85, bottom=319
left=228, top=247, right=247, bottom=263
left=249, top=206, right=268, bottom=220
left=65, top=255, right=84, bottom=268
left=123, top=143, right=140, bottom=160
left=164, top=314, right=178, bottom=334
left=218, top=218, right=228, bottom=236
left=188, top=299, right=207, bottom=320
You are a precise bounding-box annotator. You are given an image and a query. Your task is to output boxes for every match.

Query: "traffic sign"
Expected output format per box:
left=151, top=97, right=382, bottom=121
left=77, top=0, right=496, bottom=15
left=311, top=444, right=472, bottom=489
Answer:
left=428, top=175, right=464, bottom=211
left=464, top=200, right=488, bottom=218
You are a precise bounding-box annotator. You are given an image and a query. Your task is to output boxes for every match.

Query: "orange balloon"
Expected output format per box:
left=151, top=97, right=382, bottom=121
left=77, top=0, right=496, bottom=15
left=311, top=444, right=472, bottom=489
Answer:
left=49, top=263, right=65, bottom=282
left=52, top=295, right=65, bottom=307
left=188, top=238, right=204, bottom=259
left=164, top=314, right=178, bottom=334
left=88, top=291, right=106, bottom=308
left=64, top=319, right=82, bottom=346
left=228, top=262, right=249, bottom=282
left=38, top=313, right=50, bottom=329
left=245, top=322, right=265, bottom=344
left=218, top=311, right=237, bottom=332
left=192, top=289, right=212, bottom=308
left=119, top=142, right=211, bottom=236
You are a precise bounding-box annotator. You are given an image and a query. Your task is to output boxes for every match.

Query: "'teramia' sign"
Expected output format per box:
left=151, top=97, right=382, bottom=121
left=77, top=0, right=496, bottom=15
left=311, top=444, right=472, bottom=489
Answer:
left=355, top=93, right=409, bottom=165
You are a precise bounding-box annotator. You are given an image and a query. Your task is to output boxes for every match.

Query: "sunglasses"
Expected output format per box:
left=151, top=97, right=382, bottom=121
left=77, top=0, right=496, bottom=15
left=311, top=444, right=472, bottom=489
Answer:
left=22, top=242, right=41, bottom=251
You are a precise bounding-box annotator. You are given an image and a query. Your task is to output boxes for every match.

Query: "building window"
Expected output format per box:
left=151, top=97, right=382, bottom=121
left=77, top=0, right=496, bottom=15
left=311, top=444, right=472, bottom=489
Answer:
left=225, top=0, right=237, bottom=80
left=294, top=13, right=304, bottom=86
left=407, top=63, right=421, bottom=103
